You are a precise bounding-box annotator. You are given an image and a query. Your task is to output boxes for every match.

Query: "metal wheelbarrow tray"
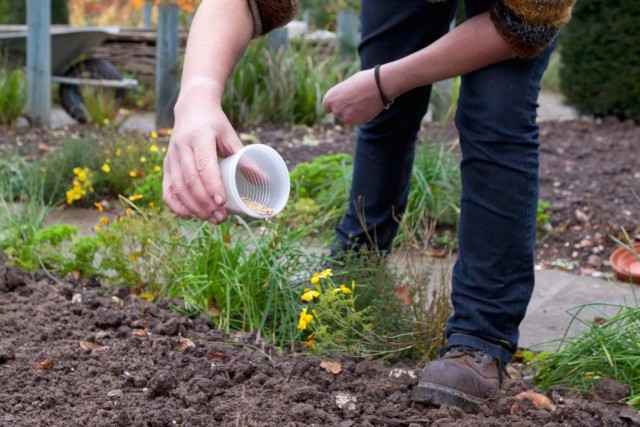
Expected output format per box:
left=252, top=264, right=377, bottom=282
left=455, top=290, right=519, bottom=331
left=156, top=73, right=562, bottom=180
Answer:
left=0, top=25, right=138, bottom=122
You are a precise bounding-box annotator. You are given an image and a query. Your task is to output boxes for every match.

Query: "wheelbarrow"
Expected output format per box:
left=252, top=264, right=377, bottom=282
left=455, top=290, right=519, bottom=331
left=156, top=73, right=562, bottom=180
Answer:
left=0, top=25, right=138, bottom=123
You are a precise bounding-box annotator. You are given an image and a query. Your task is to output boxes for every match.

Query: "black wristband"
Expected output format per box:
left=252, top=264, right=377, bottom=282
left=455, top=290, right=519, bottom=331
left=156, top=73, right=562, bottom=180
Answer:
left=374, top=64, right=394, bottom=109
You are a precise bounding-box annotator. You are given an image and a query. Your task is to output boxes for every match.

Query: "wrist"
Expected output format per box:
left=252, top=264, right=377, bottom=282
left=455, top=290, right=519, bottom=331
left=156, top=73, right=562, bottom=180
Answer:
left=174, top=76, right=224, bottom=113
left=374, top=64, right=394, bottom=109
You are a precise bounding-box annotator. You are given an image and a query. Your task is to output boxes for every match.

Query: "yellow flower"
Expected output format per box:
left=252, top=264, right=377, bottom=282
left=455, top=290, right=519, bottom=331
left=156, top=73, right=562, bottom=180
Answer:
left=301, top=288, right=320, bottom=302
left=129, top=171, right=138, bottom=178
left=74, top=168, right=88, bottom=182
left=310, top=273, right=320, bottom=285
left=101, top=163, right=111, bottom=173
left=148, top=202, right=155, bottom=208
left=339, top=284, right=352, bottom=294
left=100, top=216, right=109, bottom=225
left=304, top=338, right=316, bottom=349
left=153, top=165, right=161, bottom=173
left=94, top=202, right=104, bottom=212
left=150, top=131, right=158, bottom=139
left=125, top=208, right=133, bottom=217
left=149, top=144, right=159, bottom=153
left=65, top=190, right=75, bottom=205
left=297, top=307, right=314, bottom=331
left=129, top=194, right=143, bottom=201
left=161, top=147, right=167, bottom=153
left=140, top=156, right=147, bottom=163
left=319, top=269, right=333, bottom=280
left=115, top=148, right=122, bottom=157
left=102, top=118, right=110, bottom=125
left=93, top=226, right=101, bottom=233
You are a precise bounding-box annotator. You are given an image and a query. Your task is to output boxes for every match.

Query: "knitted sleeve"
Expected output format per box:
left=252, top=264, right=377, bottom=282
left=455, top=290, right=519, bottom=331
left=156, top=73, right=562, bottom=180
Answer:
left=247, top=0, right=298, bottom=38
left=490, top=0, right=576, bottom=59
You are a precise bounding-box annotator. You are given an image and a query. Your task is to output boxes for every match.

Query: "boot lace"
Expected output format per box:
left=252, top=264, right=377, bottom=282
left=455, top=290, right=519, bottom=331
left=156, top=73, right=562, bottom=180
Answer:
left=439, top=345, right=511, bottom=383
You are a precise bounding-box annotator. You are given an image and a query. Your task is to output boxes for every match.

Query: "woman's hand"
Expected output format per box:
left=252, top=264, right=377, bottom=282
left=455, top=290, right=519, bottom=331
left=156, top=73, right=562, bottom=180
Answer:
left=322, top=68, right=387, bottom=124
left=162, top=102, right=243, bottom=224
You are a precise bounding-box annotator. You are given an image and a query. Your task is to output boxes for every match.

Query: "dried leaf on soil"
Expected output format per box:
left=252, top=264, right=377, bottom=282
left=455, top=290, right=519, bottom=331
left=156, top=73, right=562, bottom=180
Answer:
left=394, top=284, right=413, bottom=306
left=79, top=340, right=105, bottom=351
left=132, top=329, right=151, bottom=338
left=510, top=391, right=556, bottom=414
left=176, top=336, right=195, bottom=352
left=208, top=353, right=228, bottom=360
left=35, top=358, right=55, bottom=371
left=209, top=299, right=220, bottom=318
left=320, top=361, right=342, bottom=375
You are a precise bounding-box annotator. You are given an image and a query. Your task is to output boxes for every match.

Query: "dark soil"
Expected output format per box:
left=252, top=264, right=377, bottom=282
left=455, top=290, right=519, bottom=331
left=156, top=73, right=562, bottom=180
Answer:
left=1, top=118, right=639, bottom=425
left=2, top=264, right=640, bottom=426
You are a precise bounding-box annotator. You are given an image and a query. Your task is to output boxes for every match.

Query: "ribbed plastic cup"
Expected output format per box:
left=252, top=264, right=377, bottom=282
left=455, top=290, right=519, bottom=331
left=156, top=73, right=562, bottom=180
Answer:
left=218, top=144, right=290, bottom=218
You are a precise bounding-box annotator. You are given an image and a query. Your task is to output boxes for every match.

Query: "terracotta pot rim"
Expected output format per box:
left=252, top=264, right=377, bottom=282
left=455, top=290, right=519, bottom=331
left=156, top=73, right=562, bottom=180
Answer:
left=609, top=242, right=640, bottom=285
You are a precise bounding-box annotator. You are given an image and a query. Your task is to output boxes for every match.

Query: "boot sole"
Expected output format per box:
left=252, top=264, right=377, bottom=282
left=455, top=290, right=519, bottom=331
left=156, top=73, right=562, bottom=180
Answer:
left=411, top=381, right=485, bottom=412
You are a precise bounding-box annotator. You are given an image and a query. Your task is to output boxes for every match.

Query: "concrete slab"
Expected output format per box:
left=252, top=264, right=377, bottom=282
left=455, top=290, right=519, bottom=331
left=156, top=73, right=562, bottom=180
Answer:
left=520, top=269, right=638, bottom=350
left=537, top=91, right=579, bottom=122
left=51, top=107, right=156, bottom=133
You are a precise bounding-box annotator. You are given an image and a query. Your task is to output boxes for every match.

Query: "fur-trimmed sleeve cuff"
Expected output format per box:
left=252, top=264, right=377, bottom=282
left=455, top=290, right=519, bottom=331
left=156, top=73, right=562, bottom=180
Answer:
left=490, top=0, right=576, bottom=59
left=247, top=0, right=298, bottom=38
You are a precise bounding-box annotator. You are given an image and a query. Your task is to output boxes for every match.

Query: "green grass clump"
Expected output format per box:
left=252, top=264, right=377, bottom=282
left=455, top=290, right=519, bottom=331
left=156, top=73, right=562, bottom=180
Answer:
left=396, top=140, right=461, bottom=249
left=534, top=303, right=640, bottom=409
left=223, top=38, right=358, bottom=128
left=0, top=65, right=26, bottom=125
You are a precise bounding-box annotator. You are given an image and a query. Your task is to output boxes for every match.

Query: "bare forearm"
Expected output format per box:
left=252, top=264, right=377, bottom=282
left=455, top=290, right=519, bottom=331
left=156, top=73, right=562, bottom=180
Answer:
left=383, top=12, right=514, bottom=100
left=175, top=0, right=254, bottom=112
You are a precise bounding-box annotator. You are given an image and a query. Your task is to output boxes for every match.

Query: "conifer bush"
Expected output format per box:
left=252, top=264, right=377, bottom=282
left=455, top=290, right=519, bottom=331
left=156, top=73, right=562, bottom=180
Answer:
left=559, top=0, right=640, bottom=122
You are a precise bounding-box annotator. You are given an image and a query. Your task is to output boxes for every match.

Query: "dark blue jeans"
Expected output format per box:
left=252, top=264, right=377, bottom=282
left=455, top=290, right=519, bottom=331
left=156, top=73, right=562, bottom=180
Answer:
left=333, top=0, right=555, bottom=363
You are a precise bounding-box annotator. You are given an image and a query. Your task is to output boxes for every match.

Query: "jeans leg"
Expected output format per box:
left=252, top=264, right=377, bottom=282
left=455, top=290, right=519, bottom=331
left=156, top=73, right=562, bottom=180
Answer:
left=446, top=42, right=556, bottom=363
left=334, top=0, right=457, bottom=253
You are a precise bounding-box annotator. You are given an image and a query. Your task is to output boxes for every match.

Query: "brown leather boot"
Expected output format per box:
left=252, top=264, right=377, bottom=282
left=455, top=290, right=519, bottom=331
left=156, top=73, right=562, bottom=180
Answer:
left=411, top=346, right=503, bottom=411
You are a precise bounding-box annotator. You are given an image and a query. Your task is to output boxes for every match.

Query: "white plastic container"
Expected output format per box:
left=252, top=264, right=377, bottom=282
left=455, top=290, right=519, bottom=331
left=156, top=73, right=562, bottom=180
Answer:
left=218, top=144, right=290, bottom=218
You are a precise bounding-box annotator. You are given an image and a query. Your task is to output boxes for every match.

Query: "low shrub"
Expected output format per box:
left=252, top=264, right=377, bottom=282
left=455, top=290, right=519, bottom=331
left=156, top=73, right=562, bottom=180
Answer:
left=559, top=0, right=640, bottom=121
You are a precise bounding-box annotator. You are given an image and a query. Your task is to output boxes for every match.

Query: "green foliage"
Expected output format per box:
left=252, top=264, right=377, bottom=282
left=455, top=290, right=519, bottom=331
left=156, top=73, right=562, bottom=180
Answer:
left=541, top=51, right=562, bottom=93
left=80, top=85, right=125, bottom=128
left=37, top=131, right=166, bottom=207
left=0, top=154, right=62, bottom=272
left=287, top=153, right=352, bottom=238
left=534, top=303, right=640, bottom=409
left=325, top=250, right=451, bottom=360
left=290, top=153, right=352, bottom=200
left=559, top=0, right=640, bottom=122
left=297, top=270, right=374, bottom=355
left=122, top=73, right=155, bottom=111
left=0, top=0, right=68, bottom=24
left=66, top=235, right=101, bottom=276
left=223, top=39, right=358, bottom=128
left=2, top=223, right=78, bottom=272
left=95, top=208, right=176, bottom=292
left=397, top=141, right=461, bottom=248
left=537, top=199, right=552, bottom=236
left=299, top=0, right=360, bottom=31
left=0, top=65, right=27, bottom=125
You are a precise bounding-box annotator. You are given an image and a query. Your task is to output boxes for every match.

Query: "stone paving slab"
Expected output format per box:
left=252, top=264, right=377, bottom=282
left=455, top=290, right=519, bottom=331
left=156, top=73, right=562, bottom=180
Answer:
left=520, top=269, right=638, bottom=350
